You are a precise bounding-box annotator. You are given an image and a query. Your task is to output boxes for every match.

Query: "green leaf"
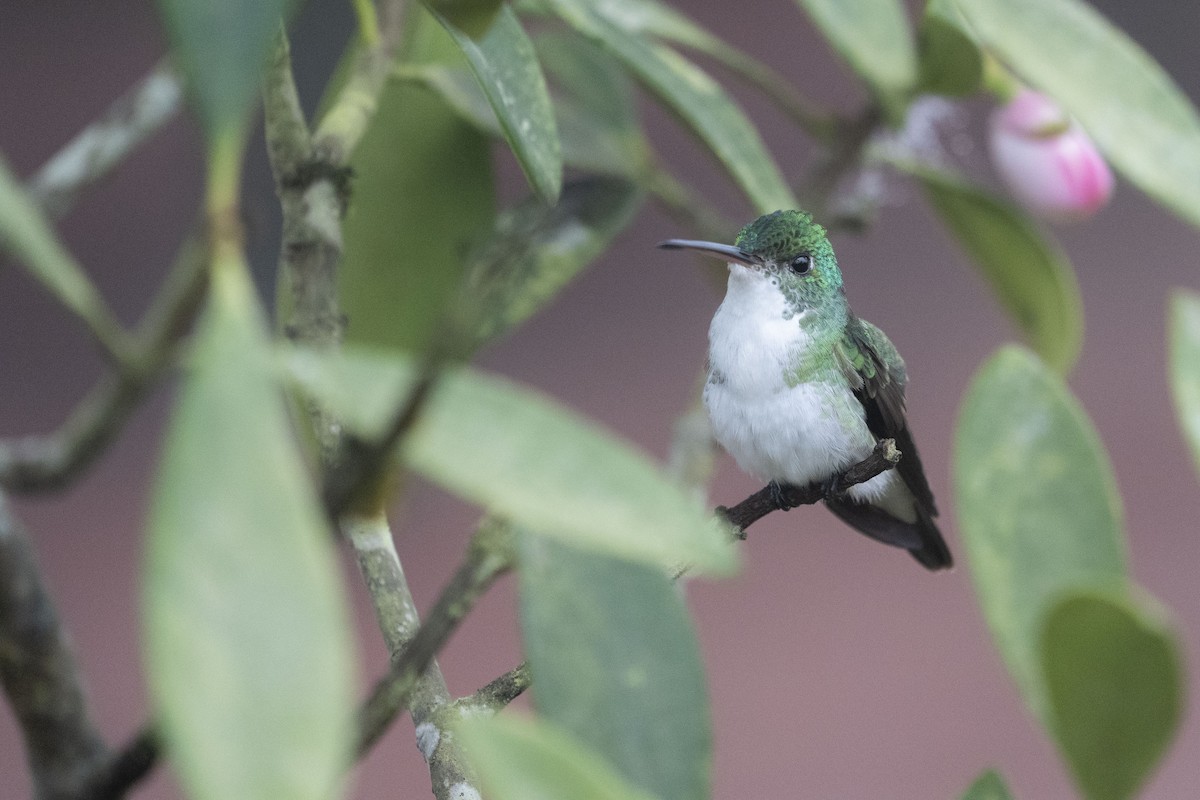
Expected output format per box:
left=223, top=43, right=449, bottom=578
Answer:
left=541, top=0, right=796, bottom=213
left=954, top=346, right=1126, bottom=723
left=794, top=0, right=918, bottom=98
left=536, top=32, right=650, bottom=177
left=337, top=8, right=495, bottom=352
left=145, top=258, right=354, bottom=800
left=458, top=714, right=659, bottom=800
left=155, top=0, right=295, bottom=146
left=518, top=533, right=711, bottom=800
left=917, top=6, right=982, bottom=97
left=285, top=347, right=739, bottom=574
left=917, top=168, right=1082, bottom=373
left=424, top=0, right=502, bottom=37
left=962, top=770, right=1014, bottom=800
left=955, top=0, right=1200, bottom=229
left=432, top=5, right=562, bottom=203
left=1041, top=590, right=1184, bottom=800
left=0, top=156, right=126, bottom=357
left=460, top=177, right=642, bottom=347
left=407, top=32, right=649, bottom=177
left=1168, top=290, right=1200, bottom=479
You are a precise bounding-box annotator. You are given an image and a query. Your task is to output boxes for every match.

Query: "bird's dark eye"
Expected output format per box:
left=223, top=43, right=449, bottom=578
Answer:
left=789, top=254, right=812, bottom=274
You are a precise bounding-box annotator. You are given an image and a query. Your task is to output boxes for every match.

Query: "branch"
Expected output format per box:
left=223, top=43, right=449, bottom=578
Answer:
left=28, top=63, right=182, bottom=219
left=76, top=726, right=159, bottom=800
left=311, top=0, right=408, bottom=167
left=355, top=519, right=515, bottom=758
left=0, top=232, right=208, bottom=493
left=450, top=662, right=531, bottom=717
left=719, top=438, right=901, bottom=534
left=0, top=492, right=109, bottom=798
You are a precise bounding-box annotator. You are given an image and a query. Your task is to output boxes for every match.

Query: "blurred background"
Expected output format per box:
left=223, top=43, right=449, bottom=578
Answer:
left=2, top=0, right=1198, bottom=797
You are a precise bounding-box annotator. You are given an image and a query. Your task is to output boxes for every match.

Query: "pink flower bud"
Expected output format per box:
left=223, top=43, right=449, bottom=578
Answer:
left=989, top=89, right=1114, bottom=221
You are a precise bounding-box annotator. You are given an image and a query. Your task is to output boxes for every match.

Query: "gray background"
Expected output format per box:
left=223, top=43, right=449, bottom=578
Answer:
left=2, top=1, right=1198, bottom=797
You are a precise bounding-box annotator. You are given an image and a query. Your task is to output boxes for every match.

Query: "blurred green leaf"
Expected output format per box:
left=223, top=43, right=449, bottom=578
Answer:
left=424, top=0, right=502, bottom=37
left=155, top=0, right=295, bottom=145
left=145, top=259, right=353, bottom=800
left=406, top=32, right=649, bottom=177
left=917, top=168, right=1082, bottom=373
left=285, top=347, right=739, bottom=574
left=1168, top=290, right=1200, bottom=479
left=954, top=346, right=1126, bottom=722
left=0, top=156, right=126, bottom=356
left=338, top=8, right=495, bottom=352
left=962, top=769, right=1014, bottom=800
left=1041, top=590, right=1184, bottom=800
left=432, top=5, right=562, bottom=203
left=794, top=0, right=917, bottom=98
left=917, top=6, right=982, bottom=97
left=542, top=0, right=796, bottom=213
left=956, top=0, right=1200, bottom=229
left=518, top=533, right=710, bottom=800
left=536, top=32, right=650, bottom=177
left=458, top=714, right=659, bottom=800
left=460, top=177, right=642, bottom=347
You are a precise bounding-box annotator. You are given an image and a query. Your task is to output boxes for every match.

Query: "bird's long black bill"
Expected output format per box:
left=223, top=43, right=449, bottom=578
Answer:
left=657, top=239, right=760, bottom=267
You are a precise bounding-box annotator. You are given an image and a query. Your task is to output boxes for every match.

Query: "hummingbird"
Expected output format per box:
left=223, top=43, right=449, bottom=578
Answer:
left=660, top=210, right=952, bottom=570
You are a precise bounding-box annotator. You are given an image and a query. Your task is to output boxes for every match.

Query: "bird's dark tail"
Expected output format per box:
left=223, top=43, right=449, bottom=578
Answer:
left=824, top=497, right=953, bottom=571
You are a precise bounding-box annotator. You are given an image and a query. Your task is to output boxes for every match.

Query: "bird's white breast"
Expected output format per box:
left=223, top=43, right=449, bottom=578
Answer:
left=704, top=267, right=887, bottom=497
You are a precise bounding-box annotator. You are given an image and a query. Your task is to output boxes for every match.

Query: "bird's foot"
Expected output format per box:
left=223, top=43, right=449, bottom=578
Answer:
left=768, top=480, right=796, bottom=511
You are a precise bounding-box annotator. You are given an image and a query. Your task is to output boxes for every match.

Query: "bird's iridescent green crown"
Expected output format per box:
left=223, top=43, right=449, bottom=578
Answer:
left=733, top=210, right=828, bottom=263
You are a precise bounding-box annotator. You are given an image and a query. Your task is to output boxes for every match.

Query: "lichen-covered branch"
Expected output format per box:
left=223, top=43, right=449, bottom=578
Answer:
left=0, top=492, right=108, bottom=799
left=450, top=662, right=531, bottom=717
left=28, top=63, right=182, bottom=219
left=355, top=519, right=515, bottom=758
left=311, top=0, right=408, bottom=167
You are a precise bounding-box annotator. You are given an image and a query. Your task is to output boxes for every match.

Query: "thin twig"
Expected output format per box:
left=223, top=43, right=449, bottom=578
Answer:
left=0, top=231, right=208, bottom=493
left=28, top=63, right=183, bottom=219
left=719, top=438, right=901, bottom=533
left=77, top=726, right=160, bottom=800
left=355, top=519, right=515, bottom=757
left=0, top=492, right=109, bottom=798
left=450, top=662, right=532, bottom=716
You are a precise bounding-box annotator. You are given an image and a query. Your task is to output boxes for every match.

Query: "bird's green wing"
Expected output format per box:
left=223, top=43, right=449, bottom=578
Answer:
left=835, top=316, right=908, bottom=437
left=834, top=317, right=937, bottom=514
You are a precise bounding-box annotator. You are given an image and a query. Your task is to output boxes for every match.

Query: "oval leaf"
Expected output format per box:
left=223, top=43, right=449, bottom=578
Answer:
left=917, top=168, right=1082, bottom=373
left=432, top=4, right=563, bottom=203
left=518, top=532, right=711, bottom=800
left=917, top=9, right=982, bottom=97
left=1041, top=590, right=1184, bottom=800
left=536, top=31, right=650, bottom=177
left=336, top=9, right=495, bottom=352
left=156, top=0, right=295, bottom=145
left=457, top=715, right=659, bottom=800
left=285, top=347, right=738, bottom=574
left=954, top=346, right=1126, bottom=723
left=146, top=259, right=354, bottom=800
left=956, top=0, right=1200, bottom=229
left=1168, top=290, right=1200, bottom=479
left=541, top=0, right=796, bottom=213
left=793, top=0, right=918, bottom=98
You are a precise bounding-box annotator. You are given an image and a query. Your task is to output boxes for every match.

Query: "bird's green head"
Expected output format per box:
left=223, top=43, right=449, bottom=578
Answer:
left=659, top=209, right=843, bottom=313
